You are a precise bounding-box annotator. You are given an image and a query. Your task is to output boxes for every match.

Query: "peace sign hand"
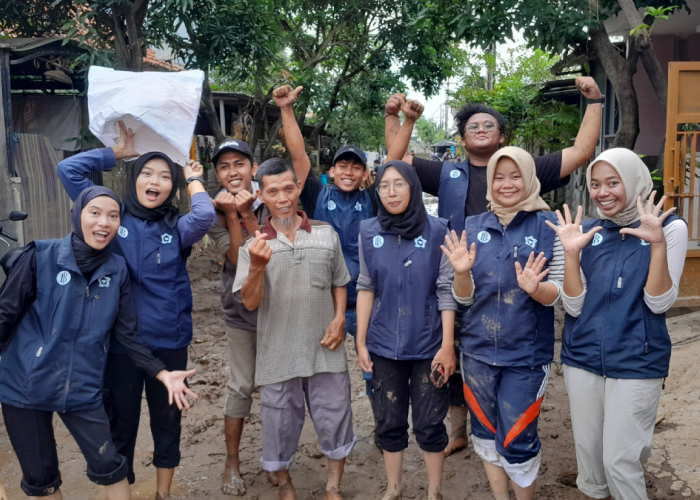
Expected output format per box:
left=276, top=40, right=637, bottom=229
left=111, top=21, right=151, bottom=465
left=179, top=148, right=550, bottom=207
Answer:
left=545, top=204, right=602, bottom=254
left=619, top=191, right=676, bottom=244
left=515, top=252, right=549, bottom=296
left=441, top=230, right=476, bottom=275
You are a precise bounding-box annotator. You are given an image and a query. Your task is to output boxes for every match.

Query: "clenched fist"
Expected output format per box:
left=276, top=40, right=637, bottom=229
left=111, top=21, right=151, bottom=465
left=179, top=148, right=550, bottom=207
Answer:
left=272, top=85, right=303, bottom=108
left=385, top=93, right=406, bottom=116
left=402, top=99, right=424, bottom=121
left=575, top=77, right=602, bottom=100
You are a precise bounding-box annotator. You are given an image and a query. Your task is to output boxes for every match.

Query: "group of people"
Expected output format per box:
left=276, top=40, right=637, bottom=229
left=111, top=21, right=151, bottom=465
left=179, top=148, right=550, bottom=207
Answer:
left=0, top=74, right=686, bottom=500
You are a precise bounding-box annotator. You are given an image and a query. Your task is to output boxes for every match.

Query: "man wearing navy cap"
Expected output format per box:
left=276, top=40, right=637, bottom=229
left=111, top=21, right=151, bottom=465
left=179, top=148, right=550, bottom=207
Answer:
left=272, top=85, right=379, bottom=391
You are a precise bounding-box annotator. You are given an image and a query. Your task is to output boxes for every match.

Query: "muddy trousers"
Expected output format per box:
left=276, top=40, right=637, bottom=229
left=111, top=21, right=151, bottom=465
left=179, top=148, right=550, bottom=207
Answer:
left=564, top=365, right=663, bottom=500
left=461, top=355, right=550, bottom=488
left=103, top=348, right=188, bottom=484
left=1, top=404, right=127, bottom=497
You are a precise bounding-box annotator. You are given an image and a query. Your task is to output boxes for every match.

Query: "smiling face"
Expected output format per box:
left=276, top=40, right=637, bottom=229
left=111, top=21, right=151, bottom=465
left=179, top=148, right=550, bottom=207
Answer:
left=214, top=151, right=258, bottom=194
left=259, top=170, right=302, bottom=221
left=590, top=162, right=627, bottom=217
left=377, top=167, right=411, bottom=215
left=80, top=196, right=121, bottom=250
left=461, top=112, right=505, bottom=157
left=330, top=156, right=368, bottom=193
left=491, top=157, right=526, bottom=208
left=135, top=158, right=173, bottom=208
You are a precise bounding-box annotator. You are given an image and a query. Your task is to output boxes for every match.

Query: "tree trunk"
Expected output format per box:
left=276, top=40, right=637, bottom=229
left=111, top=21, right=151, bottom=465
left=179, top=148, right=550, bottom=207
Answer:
left=262, top=117, right=283, bottom=161
left=309, top=120, right=326, bottom=147
left=202, top=71, right=225, bottom=144
left=589, top=28, right=640, bottom=149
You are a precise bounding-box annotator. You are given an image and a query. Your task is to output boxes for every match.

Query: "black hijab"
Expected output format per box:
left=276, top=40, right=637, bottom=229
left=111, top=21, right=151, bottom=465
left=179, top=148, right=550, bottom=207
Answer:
left=71, top=186, right=122, bottom=277
left=374, top=160, right=427, bottom=239
left=123, top=152, right=181, bottom=228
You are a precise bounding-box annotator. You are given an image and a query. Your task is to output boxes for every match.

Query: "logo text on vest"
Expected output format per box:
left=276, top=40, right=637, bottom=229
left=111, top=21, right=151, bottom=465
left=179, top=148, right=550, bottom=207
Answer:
left=414, top=236, right=427, bottom=248
left=118, top=226, right=128, bottom=238
left=592, top=233, right=603, bottom=246
left=373, top=236, right=384, bottom=248
left=161, top=233, right=173, bottom=244
left=524, top=236, right=537, bottom=248
left=355, top=202, right=362, bottom=211
left=450, top=170, right=461, bottom=179
left=98, top=276, right=111, bottom=288
left=328, top=200, right=337, bottom=211
left=477, top=231, right=491, bottom=244
left=56, top=271, right=71, bottom=285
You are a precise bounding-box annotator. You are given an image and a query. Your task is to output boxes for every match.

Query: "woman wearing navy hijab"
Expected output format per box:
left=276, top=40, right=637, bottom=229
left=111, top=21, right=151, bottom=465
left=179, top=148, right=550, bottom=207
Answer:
left=0, top=187, right=197, bottom=500
left=355, top=160, right=458, bottom=500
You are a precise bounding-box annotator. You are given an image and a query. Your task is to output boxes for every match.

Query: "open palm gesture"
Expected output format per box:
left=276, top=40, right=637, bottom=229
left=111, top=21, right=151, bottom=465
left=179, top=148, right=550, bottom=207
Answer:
left=620, top=191, right=675, bottom=244
left=441, top=230, right=476, bottom=275
left=515, top=252, right=549, bottom=296
left=545, top=204, right=602, bottom=254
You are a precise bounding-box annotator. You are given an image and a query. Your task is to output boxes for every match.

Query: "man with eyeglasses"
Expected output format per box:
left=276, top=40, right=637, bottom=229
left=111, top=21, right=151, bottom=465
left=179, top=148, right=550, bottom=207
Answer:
left=384, top=76, right=603, bottom=458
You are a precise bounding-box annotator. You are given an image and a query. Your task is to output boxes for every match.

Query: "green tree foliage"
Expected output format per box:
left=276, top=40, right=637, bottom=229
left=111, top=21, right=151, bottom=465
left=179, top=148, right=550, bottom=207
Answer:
left=451, top=48, right=580, bottom=153
left=414, top=118, right=451, bottom=146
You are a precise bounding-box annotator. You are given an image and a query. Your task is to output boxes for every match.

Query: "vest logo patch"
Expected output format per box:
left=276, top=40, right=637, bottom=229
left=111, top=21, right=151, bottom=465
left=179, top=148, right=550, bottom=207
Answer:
left=414, top=236, right=427, bottom=248
left=373, top=236, right=384, bottom=248
left=355, top=202, right=362, bottom=211
left=592, top=233, right=603, bottom=246
left=98, top=276, right=111, bottom=288
left=524, top=236, right=537, bottom=248
left=477, top=231, right=491, bottom=243
left=161, top=233, right=173, bottom=244
left=118, top=226, right=128, bottom=238
left=450, top=169, right=461, bottom=179
left=328, top=200, right=337, bottom=211
left=56, top=271, right=71, bottom=286
left=641, top=239, right=650, bottom=246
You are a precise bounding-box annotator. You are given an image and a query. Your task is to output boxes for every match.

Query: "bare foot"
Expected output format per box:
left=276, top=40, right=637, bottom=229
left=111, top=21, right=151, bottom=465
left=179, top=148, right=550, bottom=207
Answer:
left=279, top=478, right=297, bottom=500
left=268, top=471, right=280, bottom=486
left=221, top=467, right=246, bottom=495
left=428, top=485, right=443, bottom=500
left=380, top=492, right=402, bottom=500
left=325, top=486, right=343, bottom=499
left=155, top=493, right=170, bottom=500
left=444, top=436, right=468, bottom=457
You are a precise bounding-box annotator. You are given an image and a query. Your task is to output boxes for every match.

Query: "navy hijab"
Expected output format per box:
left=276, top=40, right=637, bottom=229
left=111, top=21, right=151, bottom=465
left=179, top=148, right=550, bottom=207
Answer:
left=70, top=186, right=122, bottom=277
left=374, top=160, right=427, bottom=239
left=123, top=152, right=181, bottom=228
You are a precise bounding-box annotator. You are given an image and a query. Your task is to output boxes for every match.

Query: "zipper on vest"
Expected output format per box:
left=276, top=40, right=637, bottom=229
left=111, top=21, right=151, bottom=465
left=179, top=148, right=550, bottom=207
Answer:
left=36, top=346, right=43, bottom=357
left=398, top=235, right=401, bottom=245
left=513, top=245, right=518, bottom=259
left=85, top=286, right=89, bottom=297
left=157, top=252, right=161, bottom=265
left=617, top=277, right=622, bottom=288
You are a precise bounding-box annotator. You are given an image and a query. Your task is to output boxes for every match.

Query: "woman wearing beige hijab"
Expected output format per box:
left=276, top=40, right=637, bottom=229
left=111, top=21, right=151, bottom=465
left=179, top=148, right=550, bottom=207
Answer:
left=546, top=148, right=687, bottom=500
left=442, top=147, right=563, bottom=500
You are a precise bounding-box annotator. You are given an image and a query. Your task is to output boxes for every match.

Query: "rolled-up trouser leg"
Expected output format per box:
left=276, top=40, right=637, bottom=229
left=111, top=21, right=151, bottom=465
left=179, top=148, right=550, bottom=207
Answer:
left=260, top=378, right=306, bottom=471
left=224, top=326, right=257, bottom=418
left=305, top=371, right=357, bottom=459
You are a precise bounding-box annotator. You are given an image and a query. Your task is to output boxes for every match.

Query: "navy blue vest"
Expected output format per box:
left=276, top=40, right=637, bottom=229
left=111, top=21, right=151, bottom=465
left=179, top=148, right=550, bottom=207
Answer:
left=438, top=161, right=470, bottom=233
left=0, top=236, right=127, bottom=412
left=112, top=212, right=193, bottom=351
left=360, top=216, right=448, bottom=360
left=315, top=185, right=374, bottom=308
left=562, top=215, right=681, bottom=379
left=461, top=210, right=558, bottom=367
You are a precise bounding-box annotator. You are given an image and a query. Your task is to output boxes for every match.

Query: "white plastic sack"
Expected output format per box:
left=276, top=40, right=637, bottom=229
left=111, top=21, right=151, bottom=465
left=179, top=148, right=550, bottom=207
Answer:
left=88, top=66, right=205, bottom=165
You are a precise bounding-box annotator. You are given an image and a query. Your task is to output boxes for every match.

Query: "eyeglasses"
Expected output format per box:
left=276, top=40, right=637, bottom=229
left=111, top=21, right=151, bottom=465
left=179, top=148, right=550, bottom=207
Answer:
left=377, top=181, right=409, bottom=196
left=465, top=121, right=499, bottom=133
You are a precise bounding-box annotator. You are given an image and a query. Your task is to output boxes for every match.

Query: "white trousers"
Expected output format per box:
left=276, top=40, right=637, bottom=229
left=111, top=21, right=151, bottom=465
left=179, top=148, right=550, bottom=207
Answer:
left=563, top=365, right=663, bottom=500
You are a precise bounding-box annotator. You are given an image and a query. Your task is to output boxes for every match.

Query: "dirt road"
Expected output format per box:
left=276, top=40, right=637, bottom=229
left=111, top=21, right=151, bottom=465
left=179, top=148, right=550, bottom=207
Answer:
left=1, top=253, right=698, bottom=499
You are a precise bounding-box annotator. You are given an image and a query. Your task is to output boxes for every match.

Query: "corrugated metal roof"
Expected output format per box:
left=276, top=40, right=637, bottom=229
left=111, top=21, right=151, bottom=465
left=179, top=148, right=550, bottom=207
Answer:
left=0, top=37, right=67, bottom=52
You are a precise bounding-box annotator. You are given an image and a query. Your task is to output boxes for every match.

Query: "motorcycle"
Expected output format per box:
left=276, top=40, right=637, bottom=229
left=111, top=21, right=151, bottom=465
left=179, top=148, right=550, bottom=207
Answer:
left=0, top=211, right=28, bottom=276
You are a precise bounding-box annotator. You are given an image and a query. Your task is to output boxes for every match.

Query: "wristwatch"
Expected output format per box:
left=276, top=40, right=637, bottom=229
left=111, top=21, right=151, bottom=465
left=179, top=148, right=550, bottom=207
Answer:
left=186, top=176, right=204, bottom=186
left=587, top=95, right=605, bottom=104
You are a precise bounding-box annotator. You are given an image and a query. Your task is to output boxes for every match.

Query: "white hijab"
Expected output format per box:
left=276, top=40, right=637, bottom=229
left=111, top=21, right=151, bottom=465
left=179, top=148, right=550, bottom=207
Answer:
left=586, top=148, right=653, bottom=227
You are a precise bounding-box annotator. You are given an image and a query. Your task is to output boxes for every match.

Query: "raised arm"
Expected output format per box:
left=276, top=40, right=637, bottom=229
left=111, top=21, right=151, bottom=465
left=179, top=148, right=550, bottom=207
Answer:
left=384, top=92, right=406, bottom=153
left=177, top=160, right=216, bottom=249
left=386, top=100, right=424, bottom=164
left=560, top=77, right=603, bottom=178
left=272, top=86, right=311, bottom=187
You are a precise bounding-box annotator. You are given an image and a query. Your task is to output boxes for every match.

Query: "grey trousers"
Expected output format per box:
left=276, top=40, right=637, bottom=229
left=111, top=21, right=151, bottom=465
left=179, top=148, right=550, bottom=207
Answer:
left=260, top=371, right=357, bottom=471
left=564, top=365, right=663, bottom=500
left=224, top=326, right=257, bottom=419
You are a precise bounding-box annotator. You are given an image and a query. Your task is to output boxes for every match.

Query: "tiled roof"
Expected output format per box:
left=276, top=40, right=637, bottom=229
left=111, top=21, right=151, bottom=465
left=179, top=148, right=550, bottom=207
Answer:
left=143, top=48, right=181, bottom=72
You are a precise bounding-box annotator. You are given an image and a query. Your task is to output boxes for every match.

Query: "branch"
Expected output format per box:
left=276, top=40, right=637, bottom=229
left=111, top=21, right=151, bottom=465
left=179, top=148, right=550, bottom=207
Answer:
left=304, top=13, right=354, bottom=68
left=550, top=50, right=596, bottom=76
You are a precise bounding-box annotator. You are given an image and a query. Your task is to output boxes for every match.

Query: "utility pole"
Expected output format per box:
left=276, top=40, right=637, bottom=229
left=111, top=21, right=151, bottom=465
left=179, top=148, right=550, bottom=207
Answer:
left=486, top=43, right=496, bottom=90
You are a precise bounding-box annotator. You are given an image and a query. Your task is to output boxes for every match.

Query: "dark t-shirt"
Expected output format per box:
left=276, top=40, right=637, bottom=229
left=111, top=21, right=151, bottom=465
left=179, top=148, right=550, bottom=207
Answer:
left=412, top=151, right=567, bottom=217
left=299, top=174, right=378, bottom=218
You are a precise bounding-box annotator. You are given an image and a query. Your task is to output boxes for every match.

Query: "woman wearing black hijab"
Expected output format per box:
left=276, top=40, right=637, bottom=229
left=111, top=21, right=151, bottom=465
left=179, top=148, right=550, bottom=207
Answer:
left=354, top=160, right=458, bottom=500
left=57, top=122, right=215, bottom=497
left=0, top=187, right=197, bottom=500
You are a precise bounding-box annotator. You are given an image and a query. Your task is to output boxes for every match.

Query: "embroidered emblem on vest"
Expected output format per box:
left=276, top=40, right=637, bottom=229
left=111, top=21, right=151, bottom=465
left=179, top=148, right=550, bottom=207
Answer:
left=450, top=169, right=461, bottom=179
left=355, top=202, right=362, bottom=211
left=118, top=226, right=128, bottom=238
left=592, top=233, right=603, bottom=246
left=414, top=236, right=427, bottom=248
left=373, top=236, right=384, bottom=248
left=161, top=233, right=173, bottom=244
left=328, top=200, right=337, bottom=211
left=524, top=236, right=537, bottom=248
left=56, top=271, right=71, bottom=286
left=98, top=276, right=111, bottom=288
left=477, top=231, right=491, bottom=243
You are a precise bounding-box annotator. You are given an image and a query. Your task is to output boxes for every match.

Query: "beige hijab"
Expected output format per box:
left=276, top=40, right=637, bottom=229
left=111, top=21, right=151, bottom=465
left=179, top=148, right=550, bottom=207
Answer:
left=487, top=146, right=550, bottom=226
left=586, top=148, right=653, bottom=227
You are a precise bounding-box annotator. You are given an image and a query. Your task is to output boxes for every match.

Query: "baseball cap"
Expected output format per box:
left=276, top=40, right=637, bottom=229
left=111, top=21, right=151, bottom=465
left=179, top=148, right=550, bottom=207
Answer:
left=333, top=145, right=367, bottom=168
left=211, top=138, right=253, bottom=166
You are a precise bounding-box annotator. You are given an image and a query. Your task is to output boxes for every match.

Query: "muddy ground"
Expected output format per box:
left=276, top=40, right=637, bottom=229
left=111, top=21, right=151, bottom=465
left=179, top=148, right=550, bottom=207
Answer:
left=1, top=250, right=699, bottom=499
